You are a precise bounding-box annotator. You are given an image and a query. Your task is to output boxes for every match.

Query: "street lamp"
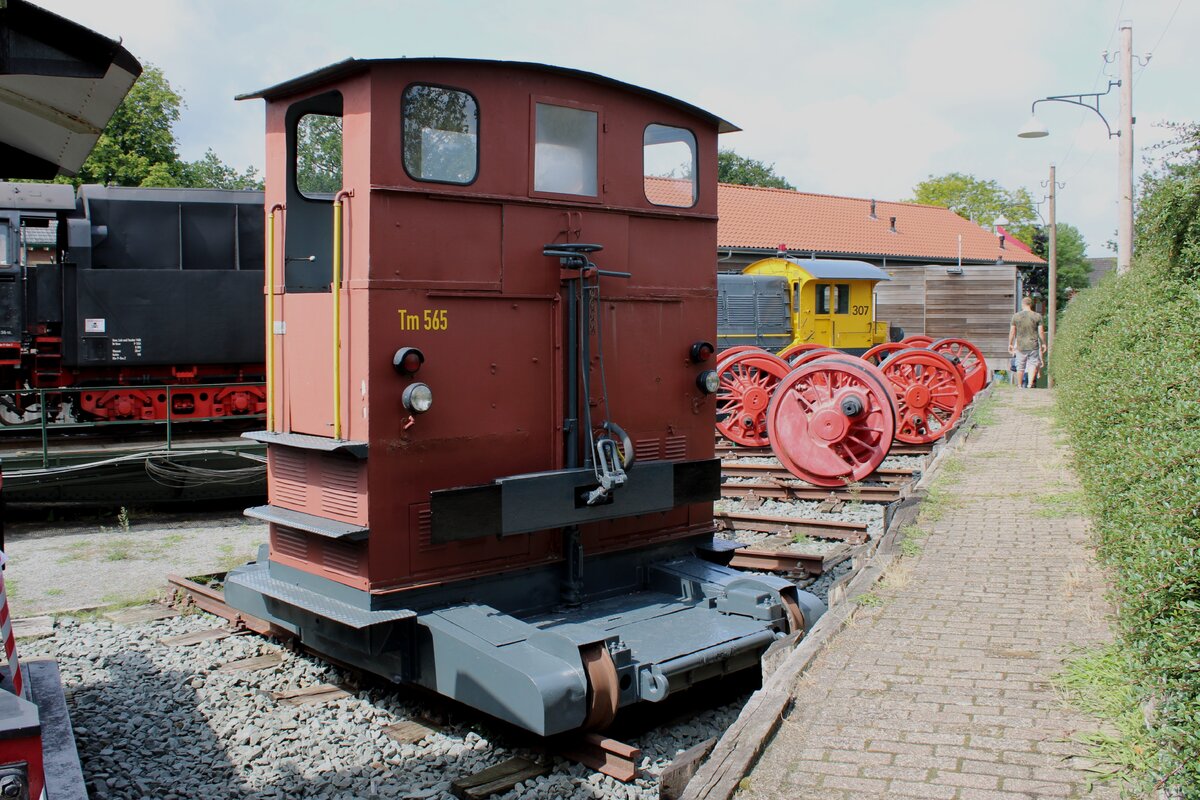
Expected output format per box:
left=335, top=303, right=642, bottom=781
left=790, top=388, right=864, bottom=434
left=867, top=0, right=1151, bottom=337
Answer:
left=1018, top=81, right=1121, bottom=140
left=1017, top=21, right=1135, bottom=275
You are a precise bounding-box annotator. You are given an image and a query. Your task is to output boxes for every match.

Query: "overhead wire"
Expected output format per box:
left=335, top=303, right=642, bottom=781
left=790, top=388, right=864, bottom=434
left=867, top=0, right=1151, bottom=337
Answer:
left=1135, top=0, right=1184, bottom=86
left=1055, top=0, right=1126, bottom=176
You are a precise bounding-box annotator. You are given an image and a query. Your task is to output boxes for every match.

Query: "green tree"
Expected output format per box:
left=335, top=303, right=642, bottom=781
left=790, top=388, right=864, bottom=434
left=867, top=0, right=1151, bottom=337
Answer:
left=911, top=172, right=1038, bottom=248
left=717, top=150, right=795, bottom=189
left=74, top=64, right=182, bottom=186
left=1136, top=121, right=1200, bottom=280
left=177, top=149, right=262, bottom=190
left=42, top=64, right=261, bottom=190
left=1021, top=222, right=1092, bottom=307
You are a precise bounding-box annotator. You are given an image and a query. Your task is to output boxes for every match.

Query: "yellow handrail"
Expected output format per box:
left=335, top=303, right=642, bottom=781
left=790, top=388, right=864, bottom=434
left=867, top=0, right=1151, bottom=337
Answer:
left=266, top=203, right=284, bottom=432
left=331, top=190, right=353, bottom=440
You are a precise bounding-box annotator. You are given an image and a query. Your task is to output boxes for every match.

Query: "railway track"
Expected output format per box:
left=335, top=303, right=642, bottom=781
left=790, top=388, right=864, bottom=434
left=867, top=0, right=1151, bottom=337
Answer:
left=166, top=573, right=644, bottom=785
left=714, top=433, right=937, bottom=584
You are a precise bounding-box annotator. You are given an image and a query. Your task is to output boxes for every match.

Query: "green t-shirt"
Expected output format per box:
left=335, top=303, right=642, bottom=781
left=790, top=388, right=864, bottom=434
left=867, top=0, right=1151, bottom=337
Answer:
left=1011, top=309, right=1042, bottom=351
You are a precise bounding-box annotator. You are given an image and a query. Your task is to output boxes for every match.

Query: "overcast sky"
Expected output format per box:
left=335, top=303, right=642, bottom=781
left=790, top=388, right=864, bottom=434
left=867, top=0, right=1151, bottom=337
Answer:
left=40, top=0, right=1197, bottom=257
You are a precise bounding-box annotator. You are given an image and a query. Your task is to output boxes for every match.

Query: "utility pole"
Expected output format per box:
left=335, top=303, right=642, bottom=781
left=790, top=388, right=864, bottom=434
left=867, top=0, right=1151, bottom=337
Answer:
left=1118, top=21, right=1134, bottom=274
left=1047, top=164, right=1057, bottom=388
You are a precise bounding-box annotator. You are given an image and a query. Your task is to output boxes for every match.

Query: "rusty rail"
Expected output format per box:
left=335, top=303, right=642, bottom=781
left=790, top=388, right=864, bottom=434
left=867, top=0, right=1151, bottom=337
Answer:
left=720, top=482, right=902, bottom=503
left=166, top=573, right=279, bottom=638
left=714, top=511, right=868, bottom=544
left=727, top=543, right=853, bottom=576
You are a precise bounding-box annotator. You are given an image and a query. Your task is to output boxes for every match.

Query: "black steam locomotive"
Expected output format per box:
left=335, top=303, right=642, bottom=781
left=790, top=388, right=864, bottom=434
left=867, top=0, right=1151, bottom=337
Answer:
left=0, top=182, right=265, bottom=426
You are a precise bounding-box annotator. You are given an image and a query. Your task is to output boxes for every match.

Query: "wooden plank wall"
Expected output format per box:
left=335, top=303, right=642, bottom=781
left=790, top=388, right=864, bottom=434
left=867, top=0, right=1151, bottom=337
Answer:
left=874, top=266, right=925, bottom=341
left=924, top=264, right=1016, bottom=371
left=874, top=264, right=1017, bottom=372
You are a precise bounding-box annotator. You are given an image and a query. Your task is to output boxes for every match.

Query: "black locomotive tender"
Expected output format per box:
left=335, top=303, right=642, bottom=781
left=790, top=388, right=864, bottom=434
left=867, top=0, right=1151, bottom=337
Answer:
left=0, top=182, right=265, bottom=426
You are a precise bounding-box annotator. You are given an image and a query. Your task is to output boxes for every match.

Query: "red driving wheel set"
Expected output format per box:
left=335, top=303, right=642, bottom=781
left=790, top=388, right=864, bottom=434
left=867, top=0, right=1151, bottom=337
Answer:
left=714, top=336, right=991, bottom=484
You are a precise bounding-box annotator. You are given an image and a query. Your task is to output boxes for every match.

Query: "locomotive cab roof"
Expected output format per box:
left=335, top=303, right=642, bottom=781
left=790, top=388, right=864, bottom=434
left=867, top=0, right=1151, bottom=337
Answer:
left=236, top=57, right=739, bottom=133
left=744, top=256, right=891, bottom=282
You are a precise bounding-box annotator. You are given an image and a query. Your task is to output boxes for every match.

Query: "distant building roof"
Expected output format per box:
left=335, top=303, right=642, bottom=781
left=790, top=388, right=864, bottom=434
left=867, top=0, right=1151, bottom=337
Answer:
left=1087, top=257, right=1116, bottom=286
left=716, top=183, right=1045, bottom=266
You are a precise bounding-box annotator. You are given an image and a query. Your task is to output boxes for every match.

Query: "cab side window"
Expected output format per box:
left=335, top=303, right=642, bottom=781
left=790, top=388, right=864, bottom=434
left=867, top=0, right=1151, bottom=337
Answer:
left=643, top=124, right=696, bottom=207
left=295, top=113, right=343, bottom=198
left=835, top=283, right=850, bottom=314
left=815, top=284, right=831, bottom=314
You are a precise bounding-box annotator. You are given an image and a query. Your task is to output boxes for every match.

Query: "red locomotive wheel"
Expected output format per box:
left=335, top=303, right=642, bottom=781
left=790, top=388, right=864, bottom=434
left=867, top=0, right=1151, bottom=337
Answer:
left=778, top=342, right=829, bottom=365
left=766, top=357, right=896, bottom=487
left=900, top=334, right=935, bottom=348
left=787, top=347, right=841, bottom=369
left=580, top=642, right=620, bottom=731
left=715, top=350, right=792, bottom=446
left=861, top=341, right=907, bottom=367
left=715, top=345, right=763, bottom=361
left=879, top=349, right=966, bottom=444
left=930, top=337, right=990, bottom=399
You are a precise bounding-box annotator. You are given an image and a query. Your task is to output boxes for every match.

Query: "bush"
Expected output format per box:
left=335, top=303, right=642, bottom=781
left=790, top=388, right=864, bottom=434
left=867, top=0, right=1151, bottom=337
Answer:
left=1053, top=242, right=1200, bottom=790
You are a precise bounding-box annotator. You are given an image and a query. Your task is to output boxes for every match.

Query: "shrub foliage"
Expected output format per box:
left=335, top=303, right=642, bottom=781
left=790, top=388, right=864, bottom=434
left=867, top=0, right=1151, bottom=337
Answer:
left=1053, top=122, right=1200, bottom=794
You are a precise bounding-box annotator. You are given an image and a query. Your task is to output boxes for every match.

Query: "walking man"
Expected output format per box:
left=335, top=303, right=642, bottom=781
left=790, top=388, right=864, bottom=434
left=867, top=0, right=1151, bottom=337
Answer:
left=1009, top=296, right=1046, bottom=388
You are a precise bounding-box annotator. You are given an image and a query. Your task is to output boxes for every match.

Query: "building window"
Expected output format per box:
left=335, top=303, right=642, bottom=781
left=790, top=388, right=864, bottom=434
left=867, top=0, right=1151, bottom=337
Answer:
left=295, top=113, right=343, bottom=198
left=815, top=284, right=831, bottom=314
left=643, top=124, right=696, bottom=207
left=835, top=283, right=851, bottom=314
left=403, top=85, right=479, bottom=184
left=534, top=103, right=597, bottom=196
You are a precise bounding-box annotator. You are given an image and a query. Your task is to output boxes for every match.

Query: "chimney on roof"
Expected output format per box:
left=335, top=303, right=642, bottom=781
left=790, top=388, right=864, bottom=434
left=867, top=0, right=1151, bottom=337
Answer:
left=869, top=199, right=877, bottom=219
left=889, top=216, right=897, bottom=233
left=999, top=235, right=1006, bottom=249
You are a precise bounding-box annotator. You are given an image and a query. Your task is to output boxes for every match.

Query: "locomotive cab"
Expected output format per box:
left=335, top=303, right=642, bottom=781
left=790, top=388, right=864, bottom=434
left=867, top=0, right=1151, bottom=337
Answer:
left=225, top=58, right=825, bottom=736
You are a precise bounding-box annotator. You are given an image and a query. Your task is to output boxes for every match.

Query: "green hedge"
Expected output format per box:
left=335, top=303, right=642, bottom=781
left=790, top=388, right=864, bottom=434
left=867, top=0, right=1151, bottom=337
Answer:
left=1053, top=254, right=1200, bottom=793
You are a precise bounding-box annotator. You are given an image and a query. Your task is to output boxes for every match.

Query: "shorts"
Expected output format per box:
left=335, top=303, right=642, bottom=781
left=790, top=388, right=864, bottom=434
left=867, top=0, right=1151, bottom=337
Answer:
left=1015, top=348, right=1041, bottom=372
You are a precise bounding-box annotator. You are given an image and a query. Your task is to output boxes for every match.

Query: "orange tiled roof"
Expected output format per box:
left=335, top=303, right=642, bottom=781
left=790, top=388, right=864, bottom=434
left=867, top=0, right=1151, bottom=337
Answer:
left=716, top=183, right=1044, bottom=265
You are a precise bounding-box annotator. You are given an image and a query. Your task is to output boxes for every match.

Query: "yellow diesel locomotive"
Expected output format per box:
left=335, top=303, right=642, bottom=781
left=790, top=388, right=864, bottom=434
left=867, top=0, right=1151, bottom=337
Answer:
left=716, top=254, right=899, bottom=355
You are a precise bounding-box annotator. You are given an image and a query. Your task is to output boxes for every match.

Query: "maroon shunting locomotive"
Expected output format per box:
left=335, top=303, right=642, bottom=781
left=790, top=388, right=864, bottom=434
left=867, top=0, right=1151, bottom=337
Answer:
left=226, top=58, right=824, bottom=736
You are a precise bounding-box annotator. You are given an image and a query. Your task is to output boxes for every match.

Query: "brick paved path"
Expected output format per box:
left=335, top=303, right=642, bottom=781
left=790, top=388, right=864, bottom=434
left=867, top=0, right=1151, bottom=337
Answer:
left=743, top=388, right=1119, bottom=800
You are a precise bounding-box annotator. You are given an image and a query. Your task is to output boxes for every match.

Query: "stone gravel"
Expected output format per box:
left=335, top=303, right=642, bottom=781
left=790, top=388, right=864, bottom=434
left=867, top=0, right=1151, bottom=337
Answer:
left=23, top=611, right=742, bottom=800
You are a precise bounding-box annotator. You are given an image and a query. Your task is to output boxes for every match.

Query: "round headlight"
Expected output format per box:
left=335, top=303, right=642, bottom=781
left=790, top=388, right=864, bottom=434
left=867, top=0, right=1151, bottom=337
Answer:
left=402, top=383, right=433, bottom=414
left=697, top=370, right=720, bottom=395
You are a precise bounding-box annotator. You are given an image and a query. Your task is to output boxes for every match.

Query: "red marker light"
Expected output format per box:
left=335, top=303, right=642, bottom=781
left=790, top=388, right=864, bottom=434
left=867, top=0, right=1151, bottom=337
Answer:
left=392, top=347, right=425, bottom=376
left=690, top=341, right=715, bottom=363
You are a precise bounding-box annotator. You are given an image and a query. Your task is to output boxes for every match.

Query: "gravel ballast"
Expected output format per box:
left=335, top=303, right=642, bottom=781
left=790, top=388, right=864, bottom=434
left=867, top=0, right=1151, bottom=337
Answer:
left=23, top=611, right=742, bottom=800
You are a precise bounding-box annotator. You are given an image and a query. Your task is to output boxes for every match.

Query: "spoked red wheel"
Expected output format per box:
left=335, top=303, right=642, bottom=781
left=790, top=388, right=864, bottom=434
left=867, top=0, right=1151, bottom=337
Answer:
left=716, top=345, right=763, bottom=361
left=901, top=334, right=934, bottom=348
left=715, top=350, right=792, bottom=446
left=930, top=337, right=990, bottom=400
left=861, top=341, right=907, bottom=367
left=879, top=349, right=966, bottom=444
left=778, top=342, right=830, bottom=365
left=789, top=347, right=840, bottom=369
left=766, top=356, right=897, bottom=487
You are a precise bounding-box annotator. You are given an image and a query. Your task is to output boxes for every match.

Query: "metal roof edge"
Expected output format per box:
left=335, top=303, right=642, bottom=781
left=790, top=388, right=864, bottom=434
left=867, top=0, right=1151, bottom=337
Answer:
left=236, top=57, right=739, bottom=133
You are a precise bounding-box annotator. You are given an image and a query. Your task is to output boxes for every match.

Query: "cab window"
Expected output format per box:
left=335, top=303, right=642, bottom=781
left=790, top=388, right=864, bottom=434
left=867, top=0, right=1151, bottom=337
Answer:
left=643, top=124, right=696, bottom=207
left=835, top=283, right=851, bottom=314
left=295, top=113, right=343, bottom=198
left=534, top=103, right=598, bottom=196
left=403, top=85, right=479, bottom=184
left=0, top=224, right=9, bottom=265
left=815, top=284, right=831, bottom=314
